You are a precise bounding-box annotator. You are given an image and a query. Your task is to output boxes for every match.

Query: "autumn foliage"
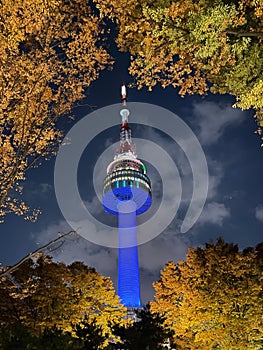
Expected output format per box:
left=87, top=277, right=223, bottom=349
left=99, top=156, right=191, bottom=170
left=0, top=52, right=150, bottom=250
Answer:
left=0, top=0, right=111, bottom=220
left=0, top=255, right=128, bottom=348
left=1, top=0, right=263, bottom=221
left=95, top=0, right=263, bottom=125
left=0, top=240, right=262, bottom=349
left=151, top=239, right=263, bottom=349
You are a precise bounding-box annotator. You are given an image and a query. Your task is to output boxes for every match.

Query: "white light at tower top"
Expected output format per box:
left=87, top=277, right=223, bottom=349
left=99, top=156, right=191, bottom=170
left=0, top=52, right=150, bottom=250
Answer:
left=121, top=84, right=127, bottom=103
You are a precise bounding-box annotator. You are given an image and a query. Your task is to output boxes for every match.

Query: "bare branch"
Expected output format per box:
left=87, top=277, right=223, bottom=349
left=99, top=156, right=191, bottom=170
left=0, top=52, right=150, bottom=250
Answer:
left=226, top=31, right=263, bottom=38
left=0, top=230, right=76, bottom=278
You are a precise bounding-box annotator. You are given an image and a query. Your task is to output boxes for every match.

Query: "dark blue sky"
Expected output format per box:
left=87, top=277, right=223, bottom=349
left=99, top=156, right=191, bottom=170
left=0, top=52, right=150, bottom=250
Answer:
left=1, top=56, right=263, bottom=303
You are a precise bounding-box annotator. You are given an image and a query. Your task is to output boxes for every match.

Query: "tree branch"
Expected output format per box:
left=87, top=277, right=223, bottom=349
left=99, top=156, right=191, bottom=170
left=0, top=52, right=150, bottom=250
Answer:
left=226, top=31, right=263, bottom=37
left=0, top=230, right=76, bottom=278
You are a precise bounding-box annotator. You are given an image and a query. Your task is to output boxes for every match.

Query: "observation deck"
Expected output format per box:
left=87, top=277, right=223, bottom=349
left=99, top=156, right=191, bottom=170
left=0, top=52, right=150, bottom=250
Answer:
left=102, top=157, right=152, bottom=216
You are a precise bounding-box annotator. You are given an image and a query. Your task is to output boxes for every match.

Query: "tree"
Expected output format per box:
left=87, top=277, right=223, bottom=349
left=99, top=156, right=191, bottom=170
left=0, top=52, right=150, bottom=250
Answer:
left=0, top=0, right=111, bottom=221
left=151, top=238, right=263, bottom=349
left=0, top=325, right=82, bottom=350
left=74, top=317, right=109, bottom=350
left=95, top=0, right=263, bottom=127
left=110, top=306, right=174, bottom=350
left=0, top=255, right=128, bottom=348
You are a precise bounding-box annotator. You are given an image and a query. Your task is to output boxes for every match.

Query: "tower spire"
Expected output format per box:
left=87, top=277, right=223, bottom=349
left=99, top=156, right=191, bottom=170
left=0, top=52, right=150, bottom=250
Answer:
left=116, top=84, right=136, bottom=159
left=120, top=84, right=130, bottom=126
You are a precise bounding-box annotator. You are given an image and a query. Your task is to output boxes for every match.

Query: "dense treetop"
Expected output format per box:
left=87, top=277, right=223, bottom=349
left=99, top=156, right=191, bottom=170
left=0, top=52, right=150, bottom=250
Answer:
left=95, top=0, right=263, bottom=123
left=151, top=238, right=263, bottom=349
left=0, top=0, right=111, bottom=220
left=0, top=255, right=128, bottom=348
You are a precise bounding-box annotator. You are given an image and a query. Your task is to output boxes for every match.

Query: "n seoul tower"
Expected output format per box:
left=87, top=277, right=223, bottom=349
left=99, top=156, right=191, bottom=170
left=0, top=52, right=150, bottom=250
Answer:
left=102, top=85, right=152, bottom=307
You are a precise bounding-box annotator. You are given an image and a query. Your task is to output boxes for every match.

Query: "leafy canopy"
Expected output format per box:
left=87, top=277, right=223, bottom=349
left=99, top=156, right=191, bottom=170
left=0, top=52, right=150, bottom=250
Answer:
left=0, top=255, right=128, bottom=348
left=151, top=238, right=263, bottom=349
left=0, top=0, right=111, bottom=221
left=2, top=0, right=263, bottom=221
left=95, top=0, right=263, bottom=125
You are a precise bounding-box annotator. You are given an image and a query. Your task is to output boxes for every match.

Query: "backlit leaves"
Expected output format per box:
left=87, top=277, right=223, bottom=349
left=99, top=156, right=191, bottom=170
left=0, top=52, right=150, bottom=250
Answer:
left=0, top=256, right=128, bottom=348
left=95, top=0, right=263, bottom=128
left=151, top=239, right=263, bottom=349
left=0, top=0, right=111, bottom=221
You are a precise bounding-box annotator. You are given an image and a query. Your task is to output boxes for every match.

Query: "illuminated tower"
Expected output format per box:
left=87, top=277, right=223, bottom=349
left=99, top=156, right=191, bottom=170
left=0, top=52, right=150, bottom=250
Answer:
left=102, top=85, right=152, bottom=307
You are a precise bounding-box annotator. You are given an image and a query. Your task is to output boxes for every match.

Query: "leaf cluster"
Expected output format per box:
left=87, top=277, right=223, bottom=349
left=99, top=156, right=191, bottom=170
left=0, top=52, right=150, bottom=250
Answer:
left=0, top=0, right=112, bottom=220
left=95, top=0, right=263, bottom=128
left=151, top=238, right=263, bottom=349
left=0, top=255, right=128, bottom=348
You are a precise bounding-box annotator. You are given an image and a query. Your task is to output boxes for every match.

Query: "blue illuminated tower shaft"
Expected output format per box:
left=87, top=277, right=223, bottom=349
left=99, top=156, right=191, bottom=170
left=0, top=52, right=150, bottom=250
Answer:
left=102, top=84, right=152, bottom=308
left=118, top=201, right=141, bottom=307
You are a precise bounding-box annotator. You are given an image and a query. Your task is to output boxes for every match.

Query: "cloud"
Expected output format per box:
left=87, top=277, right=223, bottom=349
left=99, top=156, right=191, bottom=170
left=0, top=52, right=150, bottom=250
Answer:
left=32, top=220, right=118, bottom=279
left=206, top=158, right=224, bottom=200
left=198, top=202, right=230, bottom=226
left=138, top=125, right=224, bottom=198
left=24, top=182, right=53, bottom=201
left=255, top=205, right=263, bottom=222
left=39, top=183, right=53, bottom=194
left=32, top=220, right=72, bottom=245
left=139, top=231, right=189, bottom=302
left=192, top=101, right=245, bottom=145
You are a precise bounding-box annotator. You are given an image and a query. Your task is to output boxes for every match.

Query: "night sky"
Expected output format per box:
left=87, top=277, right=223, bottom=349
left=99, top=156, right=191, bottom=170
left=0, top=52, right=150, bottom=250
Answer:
left=1, top=53, right=263, bottom=304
